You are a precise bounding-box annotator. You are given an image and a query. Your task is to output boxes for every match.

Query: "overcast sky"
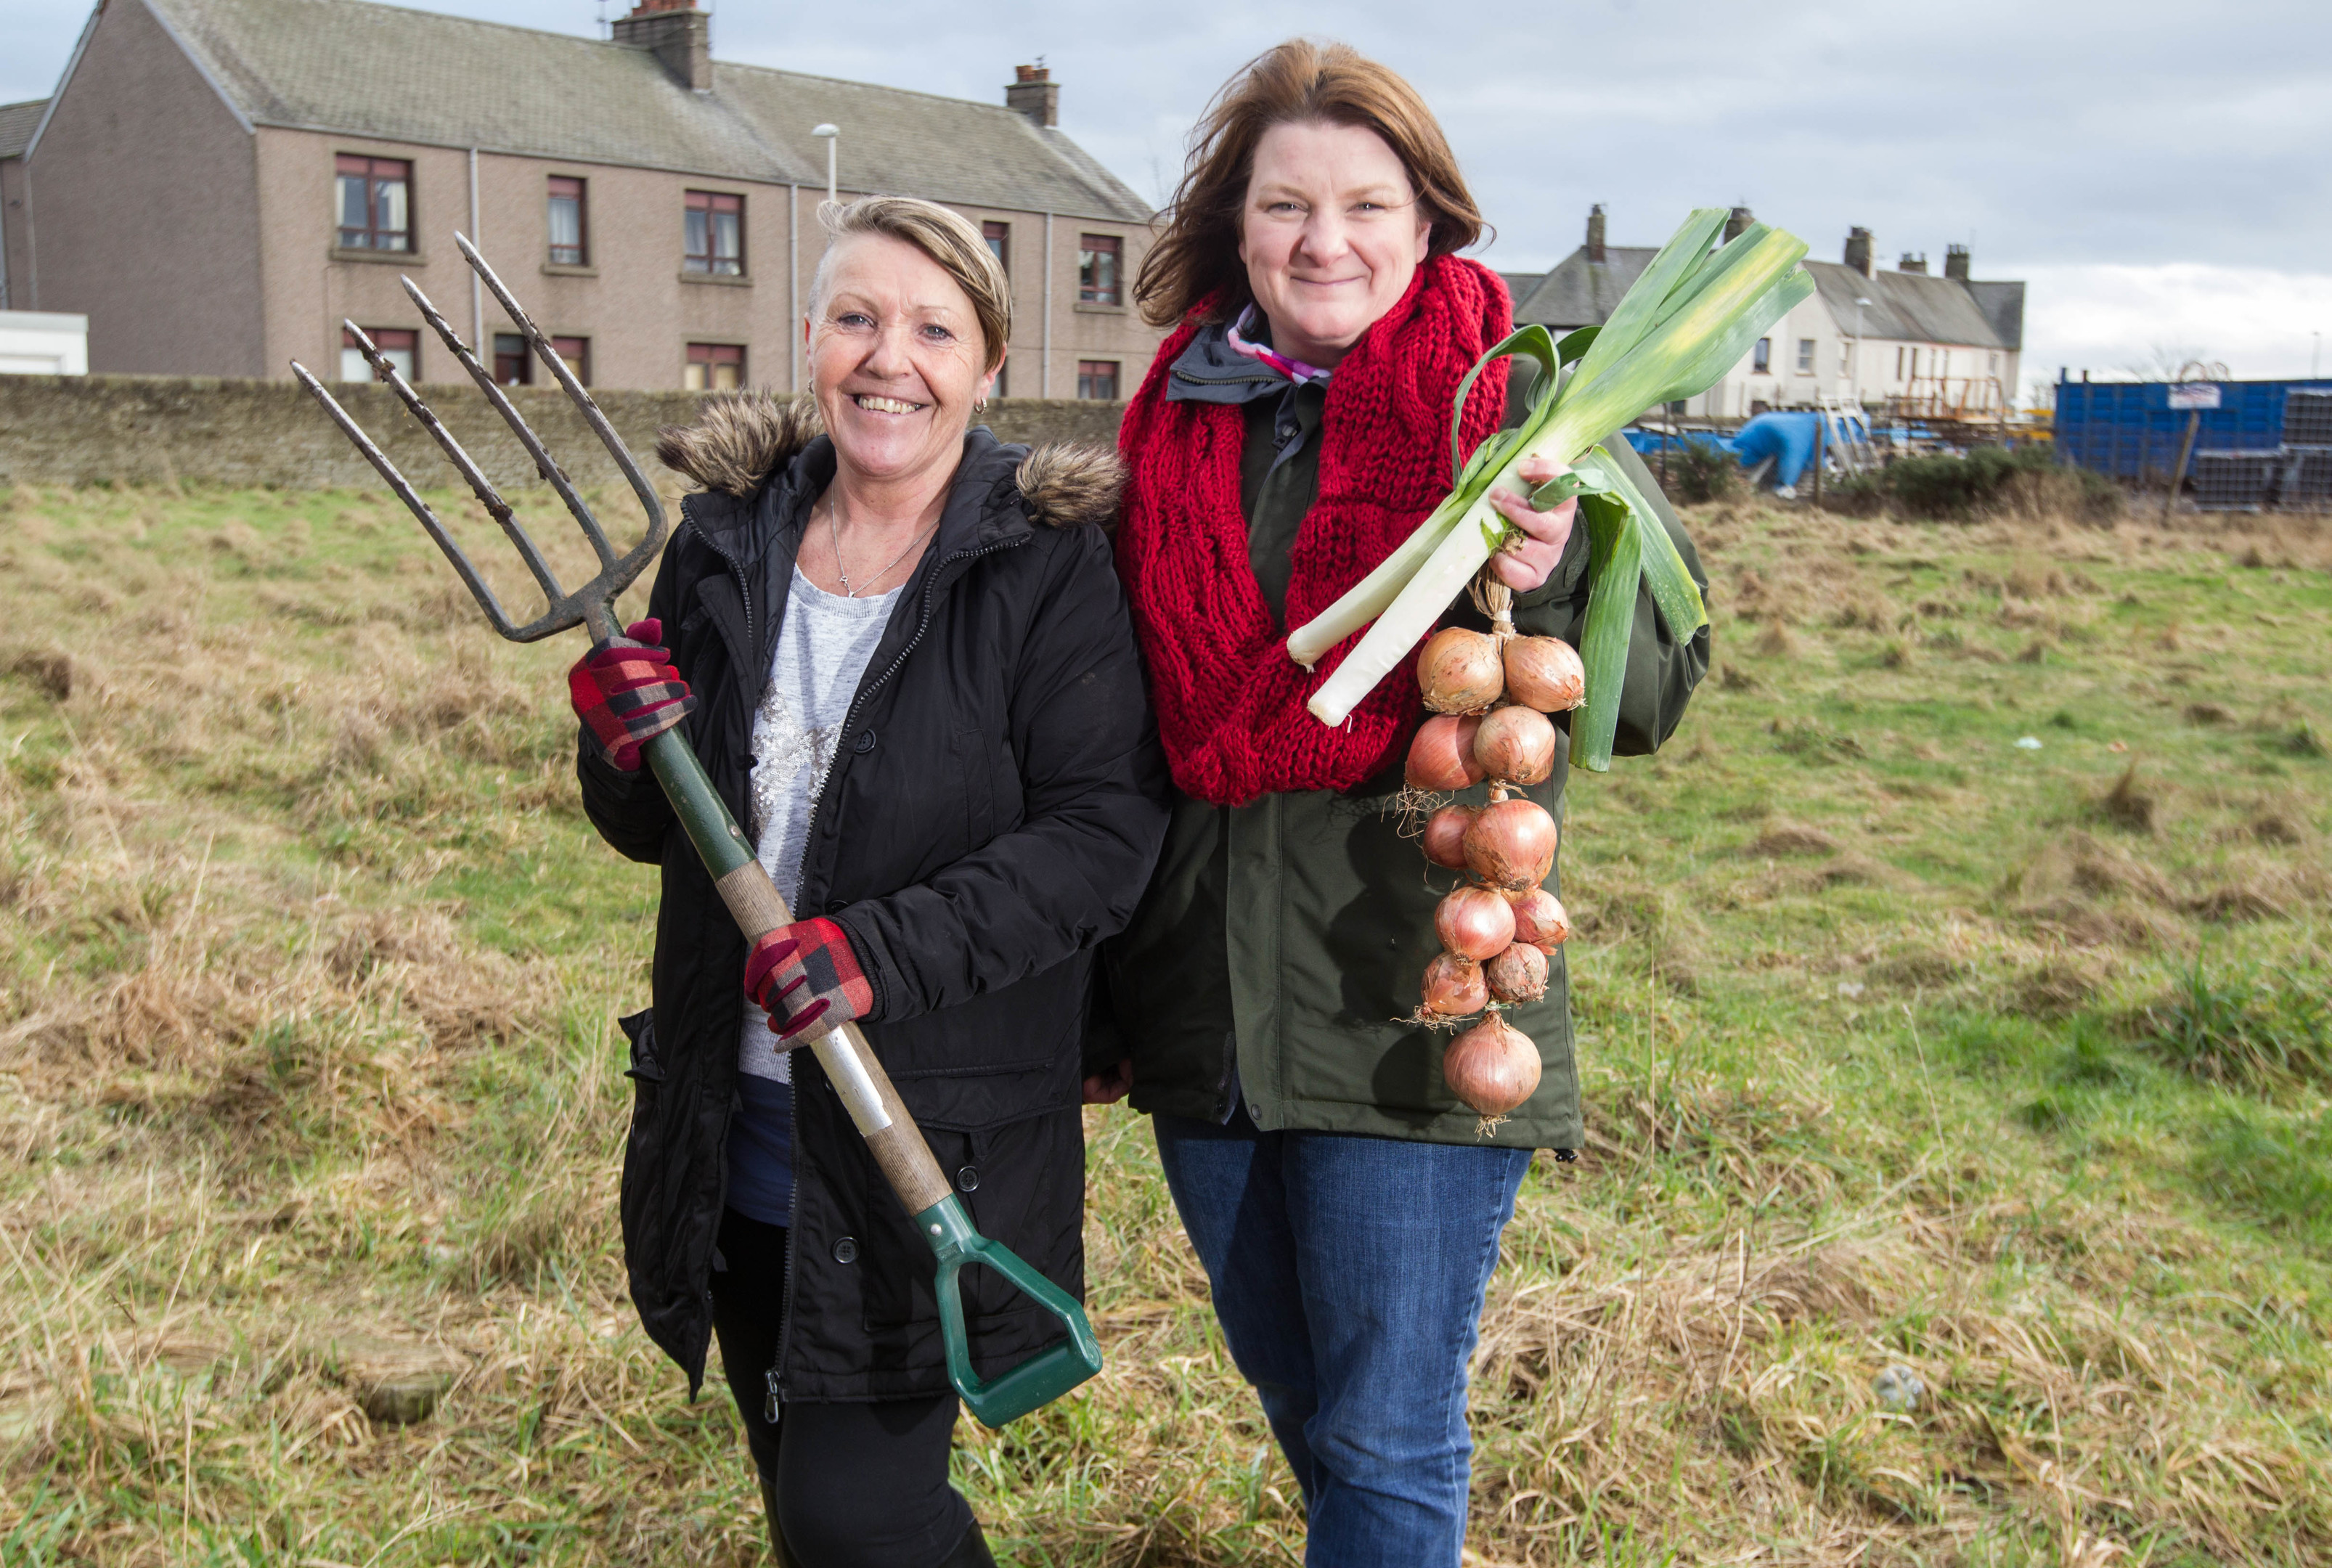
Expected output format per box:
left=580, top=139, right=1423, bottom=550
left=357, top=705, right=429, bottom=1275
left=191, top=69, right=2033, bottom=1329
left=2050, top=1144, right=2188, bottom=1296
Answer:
left=8, top=0, right=2329, bottom=392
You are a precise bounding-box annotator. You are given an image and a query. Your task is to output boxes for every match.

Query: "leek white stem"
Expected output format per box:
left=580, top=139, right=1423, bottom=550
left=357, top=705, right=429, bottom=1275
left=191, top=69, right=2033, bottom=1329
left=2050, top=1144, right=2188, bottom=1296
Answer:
left=1305, top=417, right=1585, bottom=725
left=1285, top=489, right=1467, bottom=668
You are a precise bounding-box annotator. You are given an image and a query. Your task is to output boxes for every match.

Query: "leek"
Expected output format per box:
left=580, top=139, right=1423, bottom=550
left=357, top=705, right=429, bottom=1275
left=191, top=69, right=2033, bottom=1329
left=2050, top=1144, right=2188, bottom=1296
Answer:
left=1290, top=208, right=1814, bottom=769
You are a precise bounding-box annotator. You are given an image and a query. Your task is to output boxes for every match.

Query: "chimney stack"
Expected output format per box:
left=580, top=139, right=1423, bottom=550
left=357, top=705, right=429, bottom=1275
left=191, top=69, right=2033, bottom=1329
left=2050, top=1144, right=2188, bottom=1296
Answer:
left=1899, top=251, right=1928, bottom=274
left=1006, top=65, right=1059, bottom=128
left=1944, top=242, right=1970, bottom=282
left=1723, top=205, right=1753, bottom=242
left=1843, top=226, right=1873, bottom=278
left=1586, top=203, right=1607, bottom=264
left=613, top=0, right=711, bottom=91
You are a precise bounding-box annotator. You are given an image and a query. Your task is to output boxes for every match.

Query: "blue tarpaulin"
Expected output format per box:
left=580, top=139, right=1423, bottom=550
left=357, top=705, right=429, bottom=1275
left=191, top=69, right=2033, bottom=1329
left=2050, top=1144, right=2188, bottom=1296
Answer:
left=1627, top=409, right=1870, bottom=489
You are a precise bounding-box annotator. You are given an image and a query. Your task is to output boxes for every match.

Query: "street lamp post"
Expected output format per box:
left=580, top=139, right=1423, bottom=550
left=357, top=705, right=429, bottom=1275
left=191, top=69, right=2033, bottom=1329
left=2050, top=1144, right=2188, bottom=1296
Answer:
left=812, top=123, right=839, bottom=207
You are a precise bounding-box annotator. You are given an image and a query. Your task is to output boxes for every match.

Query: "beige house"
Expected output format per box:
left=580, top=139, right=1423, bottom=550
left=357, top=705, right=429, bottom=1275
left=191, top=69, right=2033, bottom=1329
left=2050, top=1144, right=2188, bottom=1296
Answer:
left=0, top=0, right=1161, bottom=399
left=1512, top=208, right=2024, bottom=420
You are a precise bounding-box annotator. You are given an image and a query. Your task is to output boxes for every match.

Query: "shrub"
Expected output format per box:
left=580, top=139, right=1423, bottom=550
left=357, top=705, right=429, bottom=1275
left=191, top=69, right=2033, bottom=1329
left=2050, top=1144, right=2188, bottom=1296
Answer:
left=1665, top=441, right=1742, bottom=504
left=1828, top=445, right=2123, bottom=524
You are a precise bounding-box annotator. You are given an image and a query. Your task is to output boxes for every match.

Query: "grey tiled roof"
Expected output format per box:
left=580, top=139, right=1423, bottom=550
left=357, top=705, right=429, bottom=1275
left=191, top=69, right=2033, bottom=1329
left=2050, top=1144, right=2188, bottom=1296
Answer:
left=1496, top=271, right=1543, bottom=308
left=1512, top=246, right=1660, bottom=330
left=1962, top=279, right=2026, bottom=351
left=143, top=0, right=1149, bottom=222
left=1517, top=235, right=2018, bottom=353
left=1804, top=261, right=2008, bottom=349
left=0, top=99, right=46, bottom=160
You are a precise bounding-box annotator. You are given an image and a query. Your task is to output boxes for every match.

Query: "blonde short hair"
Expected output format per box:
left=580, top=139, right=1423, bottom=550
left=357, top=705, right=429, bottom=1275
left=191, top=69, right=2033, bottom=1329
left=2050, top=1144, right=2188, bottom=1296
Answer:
left=810, top=196, right=1011, bottom=373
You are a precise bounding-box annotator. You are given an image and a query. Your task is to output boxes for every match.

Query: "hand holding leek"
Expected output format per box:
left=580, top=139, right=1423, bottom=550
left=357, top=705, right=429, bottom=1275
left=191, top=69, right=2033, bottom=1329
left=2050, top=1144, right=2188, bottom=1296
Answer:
left=1287, top=208, right=1813, bottom=772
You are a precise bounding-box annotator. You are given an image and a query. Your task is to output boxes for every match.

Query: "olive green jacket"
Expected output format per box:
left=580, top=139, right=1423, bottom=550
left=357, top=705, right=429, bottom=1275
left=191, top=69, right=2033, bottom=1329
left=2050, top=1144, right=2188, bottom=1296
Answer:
left=1105, top=388, right=1708, bottom=1150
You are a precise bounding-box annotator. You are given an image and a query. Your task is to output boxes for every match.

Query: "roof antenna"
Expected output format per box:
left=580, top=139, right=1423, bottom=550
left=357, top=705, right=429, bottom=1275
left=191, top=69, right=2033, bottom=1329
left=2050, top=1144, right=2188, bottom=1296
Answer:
left=596, top=0, right=608, bottom=38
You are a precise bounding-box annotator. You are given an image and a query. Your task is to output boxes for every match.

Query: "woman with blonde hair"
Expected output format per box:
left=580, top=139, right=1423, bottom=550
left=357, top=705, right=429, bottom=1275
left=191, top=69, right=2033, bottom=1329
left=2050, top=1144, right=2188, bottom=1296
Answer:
left=1098, top=41, right=1707, bottom=1564
left=572, top=195, right=1167, bottom=1566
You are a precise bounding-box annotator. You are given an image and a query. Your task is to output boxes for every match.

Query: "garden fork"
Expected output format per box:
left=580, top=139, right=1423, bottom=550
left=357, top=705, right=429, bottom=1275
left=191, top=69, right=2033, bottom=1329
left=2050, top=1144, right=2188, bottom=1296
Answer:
left=288, top=233, right=1102, bottom=1428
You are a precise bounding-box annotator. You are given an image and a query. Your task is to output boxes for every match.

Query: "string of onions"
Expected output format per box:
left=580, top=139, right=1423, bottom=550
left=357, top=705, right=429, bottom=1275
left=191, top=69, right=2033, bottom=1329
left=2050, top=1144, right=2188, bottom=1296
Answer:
left=1403, top=573, right=1582, bottom=1135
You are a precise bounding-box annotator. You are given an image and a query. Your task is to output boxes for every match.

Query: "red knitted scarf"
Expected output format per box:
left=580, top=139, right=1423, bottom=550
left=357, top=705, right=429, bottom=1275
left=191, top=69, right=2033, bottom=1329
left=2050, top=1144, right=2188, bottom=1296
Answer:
left=1116, top=256, right=1512, bottom=806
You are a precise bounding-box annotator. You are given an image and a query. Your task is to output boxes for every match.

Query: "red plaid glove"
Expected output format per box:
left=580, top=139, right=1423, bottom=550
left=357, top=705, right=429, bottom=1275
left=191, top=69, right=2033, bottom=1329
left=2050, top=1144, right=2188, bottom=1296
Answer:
left=744, top=918, right=873, bottom=1042
left=570, top=618, right=694, bottom=771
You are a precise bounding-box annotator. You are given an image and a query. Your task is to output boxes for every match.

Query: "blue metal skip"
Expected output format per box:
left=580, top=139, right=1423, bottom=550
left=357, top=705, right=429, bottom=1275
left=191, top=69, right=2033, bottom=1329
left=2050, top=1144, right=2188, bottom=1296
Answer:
left=2055, top=374, right=2332, bottom=479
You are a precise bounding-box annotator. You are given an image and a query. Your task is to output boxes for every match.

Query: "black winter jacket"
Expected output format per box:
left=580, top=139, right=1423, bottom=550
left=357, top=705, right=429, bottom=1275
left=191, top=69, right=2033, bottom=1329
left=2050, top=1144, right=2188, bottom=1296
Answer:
left=579, top=393, right=1169, bottom=1401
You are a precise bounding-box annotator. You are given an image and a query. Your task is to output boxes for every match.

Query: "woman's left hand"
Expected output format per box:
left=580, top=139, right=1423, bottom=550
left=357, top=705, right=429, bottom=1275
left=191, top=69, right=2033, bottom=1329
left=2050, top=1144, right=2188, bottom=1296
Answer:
left=1484, top=455, right=1579, bottom=593
left=744, top=918, right=873, bottom=1042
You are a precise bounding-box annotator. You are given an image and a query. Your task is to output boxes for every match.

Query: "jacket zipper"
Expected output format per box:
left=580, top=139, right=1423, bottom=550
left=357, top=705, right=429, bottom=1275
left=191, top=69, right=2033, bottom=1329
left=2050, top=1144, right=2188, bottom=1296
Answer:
left=766, top=528, right=1029, bottom=1408
left=684, top=515, right=758, bottom=666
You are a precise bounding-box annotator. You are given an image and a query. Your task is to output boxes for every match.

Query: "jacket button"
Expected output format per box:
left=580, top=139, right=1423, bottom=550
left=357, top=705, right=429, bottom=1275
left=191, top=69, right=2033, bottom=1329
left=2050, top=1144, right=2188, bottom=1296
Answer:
left=955, top=1165, right=979, bottom=1193
left=854, top=730, right=876, bottom=754
left=832, top=1236, right=858, bottom=1265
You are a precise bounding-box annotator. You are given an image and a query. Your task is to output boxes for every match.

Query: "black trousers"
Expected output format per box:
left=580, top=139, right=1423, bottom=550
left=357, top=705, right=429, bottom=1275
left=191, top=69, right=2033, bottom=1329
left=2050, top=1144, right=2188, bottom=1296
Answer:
left=708, top=1208, right=977, bottom=1567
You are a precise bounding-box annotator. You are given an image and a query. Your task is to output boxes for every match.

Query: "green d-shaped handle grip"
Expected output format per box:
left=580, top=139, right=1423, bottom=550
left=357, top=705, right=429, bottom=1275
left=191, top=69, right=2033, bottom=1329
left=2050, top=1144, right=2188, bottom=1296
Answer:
left=919, top=1196, right=1104, bottom=1427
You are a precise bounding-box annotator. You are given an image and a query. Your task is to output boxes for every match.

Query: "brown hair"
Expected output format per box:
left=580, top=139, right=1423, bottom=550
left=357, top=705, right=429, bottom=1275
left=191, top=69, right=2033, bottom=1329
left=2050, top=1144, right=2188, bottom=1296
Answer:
left=810, top=195, right=1011, bottom=372
left=1134, top=39, right=1485, bottom=330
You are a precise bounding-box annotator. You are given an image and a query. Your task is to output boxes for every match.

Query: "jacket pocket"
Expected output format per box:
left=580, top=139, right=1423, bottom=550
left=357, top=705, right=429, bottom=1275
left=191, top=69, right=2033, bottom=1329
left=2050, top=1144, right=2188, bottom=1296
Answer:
left=953, top=724, right=997, bottom=849
left=618, top=1008, right=664, bottom=1086
left=959, top=1109, right=1080, bottom=1323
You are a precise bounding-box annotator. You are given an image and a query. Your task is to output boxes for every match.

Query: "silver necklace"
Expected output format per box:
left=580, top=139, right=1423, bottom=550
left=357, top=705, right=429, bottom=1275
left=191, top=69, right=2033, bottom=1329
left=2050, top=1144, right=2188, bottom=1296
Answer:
left=825, top=491, right=939, bottom=598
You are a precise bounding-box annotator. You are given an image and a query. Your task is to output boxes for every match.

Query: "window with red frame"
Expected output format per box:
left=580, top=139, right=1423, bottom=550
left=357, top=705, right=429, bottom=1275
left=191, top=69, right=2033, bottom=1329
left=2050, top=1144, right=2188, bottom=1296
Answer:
left=685, top=191, right=744, bottom=276
left=982, top=221, right=1011, bottom=279
left=1077, top=234, right=1121, bottom=305
left=686, top=342, right=744, bottom=391
left=1076, top=359, right=1119, bottom=400
left=547, top=176, right=587, bottom=266
left=335, top=155, right=412, bottom=251
left=493, top=334, right=590, bottom=385
left=494, top=333, right=531, bottom=386
left=341, top=326, right=417, bottom=383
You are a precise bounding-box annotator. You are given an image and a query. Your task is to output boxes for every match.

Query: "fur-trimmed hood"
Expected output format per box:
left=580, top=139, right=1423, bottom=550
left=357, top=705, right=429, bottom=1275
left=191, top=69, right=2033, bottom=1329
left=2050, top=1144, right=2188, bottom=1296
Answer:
left=655, top=390, right=1123, bottom=528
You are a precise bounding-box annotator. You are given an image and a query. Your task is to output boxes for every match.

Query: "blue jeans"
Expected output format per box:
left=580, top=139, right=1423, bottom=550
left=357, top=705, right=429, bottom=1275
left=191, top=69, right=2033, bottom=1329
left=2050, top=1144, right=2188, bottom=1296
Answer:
left=1153, top=1108, right=1531, bottom=1568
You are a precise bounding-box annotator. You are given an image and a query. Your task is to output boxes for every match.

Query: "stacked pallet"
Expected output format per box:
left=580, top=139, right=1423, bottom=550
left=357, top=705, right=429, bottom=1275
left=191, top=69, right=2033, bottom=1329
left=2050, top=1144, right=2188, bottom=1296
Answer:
left=2193, top=389, right=2332, bottom=512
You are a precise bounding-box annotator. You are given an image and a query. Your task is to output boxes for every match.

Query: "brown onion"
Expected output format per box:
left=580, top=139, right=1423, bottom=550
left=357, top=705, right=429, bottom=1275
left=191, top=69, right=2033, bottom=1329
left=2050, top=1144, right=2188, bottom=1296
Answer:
left=1434, top=885, right=1516, bottom=961
left=1473, top=705, right=1558, bottom=785
left=1484, top=942, right=1549, bottom=1003
left=1420, top=952, right=1488, bottom=1017
left=1405, top=714, right=1486, bottom=791
left=1443, top=1013, right=1541, bottom=1116
left=1504, top=636, right=1586, bottom=711
left=1462, top=799, right=1558, bottom=889
left=1421, top=805, right=1477, bottom=870
left=1507, top=886, right=1573, bottom=953
left=1416, top=629, right=1504, bottom=714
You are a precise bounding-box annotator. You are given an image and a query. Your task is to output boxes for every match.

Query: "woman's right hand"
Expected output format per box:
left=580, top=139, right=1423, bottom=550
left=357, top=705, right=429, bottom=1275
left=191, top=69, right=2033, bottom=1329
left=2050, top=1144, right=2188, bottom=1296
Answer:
left=1083, top=1058, right=1134, bottom=1105
left=569, top=618, right=694, bottom=772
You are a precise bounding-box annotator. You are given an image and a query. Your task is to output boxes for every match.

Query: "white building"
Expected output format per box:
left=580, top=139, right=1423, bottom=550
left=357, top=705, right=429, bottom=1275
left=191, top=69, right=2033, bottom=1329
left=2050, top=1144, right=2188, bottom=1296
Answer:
left=1512, top=209, right=2023, bottom=421
left=0, top=310, right=89, bottom=375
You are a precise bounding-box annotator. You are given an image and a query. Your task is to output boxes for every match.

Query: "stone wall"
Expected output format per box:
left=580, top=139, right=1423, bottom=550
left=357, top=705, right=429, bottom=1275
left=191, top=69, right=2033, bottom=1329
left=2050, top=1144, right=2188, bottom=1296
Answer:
left=0, top=375, right=1127, bottom=491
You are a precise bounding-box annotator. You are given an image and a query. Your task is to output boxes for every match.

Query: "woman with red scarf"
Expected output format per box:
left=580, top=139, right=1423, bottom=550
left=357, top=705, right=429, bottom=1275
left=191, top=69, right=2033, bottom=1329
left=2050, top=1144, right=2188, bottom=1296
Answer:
left=1098, top=41, right=1708, bottom=1566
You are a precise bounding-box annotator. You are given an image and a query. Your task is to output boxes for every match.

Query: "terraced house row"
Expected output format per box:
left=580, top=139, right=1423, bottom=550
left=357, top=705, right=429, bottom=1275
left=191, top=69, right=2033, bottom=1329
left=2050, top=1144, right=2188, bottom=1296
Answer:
left=0, top=0, right=1163, bottom=397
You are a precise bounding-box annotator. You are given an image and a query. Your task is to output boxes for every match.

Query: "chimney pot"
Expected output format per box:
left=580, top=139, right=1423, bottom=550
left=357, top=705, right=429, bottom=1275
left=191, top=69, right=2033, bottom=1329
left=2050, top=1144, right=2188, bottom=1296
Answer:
left=1843, top=226, right=1873, bottom=279
left=1723, top=205, right=1753, bottom=242
left=1899, top=251, right=1928, bottom=274
left=612, top=0, right=710, bottom=91
left=1944, top=242, right=1970, bottom=282
left=1586, top=203, right=1607, bottom=264
left=1006, top=65, right=1059, bottom=127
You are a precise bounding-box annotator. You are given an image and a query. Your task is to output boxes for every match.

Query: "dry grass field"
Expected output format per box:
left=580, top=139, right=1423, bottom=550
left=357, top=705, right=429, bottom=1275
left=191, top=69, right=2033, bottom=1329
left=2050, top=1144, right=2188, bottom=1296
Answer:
left=1, top=476, right=2328, bottom=1566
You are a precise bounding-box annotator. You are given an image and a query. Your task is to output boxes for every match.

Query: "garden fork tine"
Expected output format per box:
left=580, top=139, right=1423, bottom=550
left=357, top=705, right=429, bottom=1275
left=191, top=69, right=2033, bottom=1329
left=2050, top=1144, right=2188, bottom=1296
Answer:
left=285, top=242, right=1104, bottom=1428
